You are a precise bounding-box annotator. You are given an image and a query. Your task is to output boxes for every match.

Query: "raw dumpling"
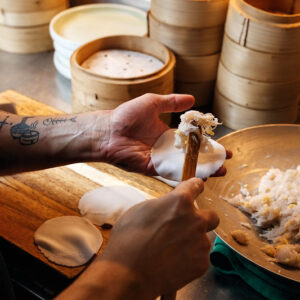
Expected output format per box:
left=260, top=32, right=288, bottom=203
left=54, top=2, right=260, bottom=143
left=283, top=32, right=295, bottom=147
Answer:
left=151, top=129, right=226, bottom=183
left=34, top=216, right=103, bottom=267
left=78, top=186, right=146, bottom=226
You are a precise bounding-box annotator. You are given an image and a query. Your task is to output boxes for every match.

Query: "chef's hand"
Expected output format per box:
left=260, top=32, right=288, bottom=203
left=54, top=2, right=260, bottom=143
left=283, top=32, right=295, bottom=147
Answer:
left=57, top=178, right=218, bottom=300
left=100, top=178, right=218, bottom=297
left=100, top=93, right=231, bottom=175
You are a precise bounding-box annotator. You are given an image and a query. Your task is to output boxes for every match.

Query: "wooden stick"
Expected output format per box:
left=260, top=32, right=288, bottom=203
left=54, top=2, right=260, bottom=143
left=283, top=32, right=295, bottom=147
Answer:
left=161, top=131, right=201, bottom=300
left=181, top=132, right=201, bottom=181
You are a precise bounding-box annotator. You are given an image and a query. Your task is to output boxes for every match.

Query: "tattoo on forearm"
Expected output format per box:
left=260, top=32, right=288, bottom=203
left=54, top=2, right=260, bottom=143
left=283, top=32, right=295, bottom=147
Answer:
left=0, top=116, right=12, bottom=130
left=10, top=117, right=39, bottom=146
left=2, top=115, right=77, bottom=146
left=43, top=117, right=77, bottom=126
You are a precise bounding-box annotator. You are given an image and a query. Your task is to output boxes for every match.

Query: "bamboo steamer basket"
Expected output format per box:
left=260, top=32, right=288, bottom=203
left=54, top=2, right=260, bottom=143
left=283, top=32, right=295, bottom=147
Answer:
left=175, top=53, right=220, bottom=83
left=151, top=0, right=229, bottom=28
left=148, top=12, right=224, bottom=56
left=0, top=24, right=53, bottom=53
left=225, top=0, right=300, bottom=53
left=0, top=0, right=69, bottom=26
left=71, top=35, right=175, bottom=124
left=0, top=0, right=66, bottom=12
left=213, top=90, right=299, bottom=130
left=216, top=62, right=300, bottom=110
left=221, top=34, right=300, bottom=82
left=175, top=81, right=215, bottom=107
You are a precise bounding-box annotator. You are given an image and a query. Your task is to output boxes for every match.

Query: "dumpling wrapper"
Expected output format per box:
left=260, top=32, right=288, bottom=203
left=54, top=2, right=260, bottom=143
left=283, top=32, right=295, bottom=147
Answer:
left=78, top=186, right=146, bottom=226
left=151, top=129, right=226, bottom=184
left=34, top=216, right=103, bottom=267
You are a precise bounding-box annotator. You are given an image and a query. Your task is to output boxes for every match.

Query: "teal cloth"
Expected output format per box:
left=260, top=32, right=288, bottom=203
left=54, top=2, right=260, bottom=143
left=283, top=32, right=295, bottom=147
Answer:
left=210, top=237, right=300, bottom=300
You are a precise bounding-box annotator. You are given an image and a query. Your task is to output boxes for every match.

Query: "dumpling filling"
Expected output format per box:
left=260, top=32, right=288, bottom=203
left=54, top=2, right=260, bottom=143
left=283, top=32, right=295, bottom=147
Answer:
left=174, top=111, right=221, bottom=151
left=228, top=165, right=300, bottom=268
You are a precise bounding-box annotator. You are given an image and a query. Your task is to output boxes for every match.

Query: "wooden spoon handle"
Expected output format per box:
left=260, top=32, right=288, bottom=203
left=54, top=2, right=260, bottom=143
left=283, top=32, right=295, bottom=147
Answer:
left=181, top=132, right=201, bottom=181
left=161, top=133, right=201, bottom=300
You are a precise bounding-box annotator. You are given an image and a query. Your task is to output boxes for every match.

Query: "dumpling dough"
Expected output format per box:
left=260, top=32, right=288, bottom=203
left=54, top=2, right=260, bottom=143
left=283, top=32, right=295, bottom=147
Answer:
left=151, top=129, right=226, bottom=182
left=34, top=216, right=103, bottom=267
left=78, top=186, right=146, bottom=226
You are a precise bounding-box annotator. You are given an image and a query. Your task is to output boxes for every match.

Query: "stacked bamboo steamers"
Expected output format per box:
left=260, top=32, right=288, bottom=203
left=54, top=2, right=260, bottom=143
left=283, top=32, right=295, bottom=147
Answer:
left=149, top=0, right=229, bottom=107
left=214, top=0, right=300, bottom=130
left=0, top=0, right=69, bottom=53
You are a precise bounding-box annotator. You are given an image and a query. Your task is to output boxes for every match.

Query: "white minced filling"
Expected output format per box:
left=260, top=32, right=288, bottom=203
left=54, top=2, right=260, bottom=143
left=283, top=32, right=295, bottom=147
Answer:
left=229, top=166, right=300, bottom=243
left=174, top=110, right=220, bottom=151
left=81, top=49, right=164, bottom=79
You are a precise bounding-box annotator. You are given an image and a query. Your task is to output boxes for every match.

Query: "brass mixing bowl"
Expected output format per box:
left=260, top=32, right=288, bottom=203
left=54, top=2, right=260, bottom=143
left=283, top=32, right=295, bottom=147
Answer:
left=197, top=124, right=300, bottom=282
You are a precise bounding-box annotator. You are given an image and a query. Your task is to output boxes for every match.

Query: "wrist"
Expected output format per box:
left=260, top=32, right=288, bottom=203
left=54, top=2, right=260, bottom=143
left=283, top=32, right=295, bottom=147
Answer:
left=46, top=110, right=111, bottom=164
left=87, top=110, right=112, bottom=163
left=57, top=259, right=155, bottom=300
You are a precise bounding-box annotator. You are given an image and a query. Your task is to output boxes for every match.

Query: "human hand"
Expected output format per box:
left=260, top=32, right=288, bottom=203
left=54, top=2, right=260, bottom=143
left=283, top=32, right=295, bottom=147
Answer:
left=99, top=93, right=231, bottom=175
left=102, top=93, right=194, bottom=173
left=99, top=178, right=219, bottom=298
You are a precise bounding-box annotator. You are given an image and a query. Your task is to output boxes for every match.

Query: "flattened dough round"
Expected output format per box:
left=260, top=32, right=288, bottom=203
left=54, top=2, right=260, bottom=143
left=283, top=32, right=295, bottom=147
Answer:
left=151, top=129, right=226, bottom=182
left=34, top=216, right=103, bottom=267
left=78, top=186, right=146, bottom=226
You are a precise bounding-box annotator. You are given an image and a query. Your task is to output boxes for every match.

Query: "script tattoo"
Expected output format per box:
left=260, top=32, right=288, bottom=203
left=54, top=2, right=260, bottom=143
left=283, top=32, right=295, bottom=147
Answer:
left=0, top=116, right=12, bottom=131
left=43, top=117, right=77, bottom=126
left=10, top=117, right=39, bottom=146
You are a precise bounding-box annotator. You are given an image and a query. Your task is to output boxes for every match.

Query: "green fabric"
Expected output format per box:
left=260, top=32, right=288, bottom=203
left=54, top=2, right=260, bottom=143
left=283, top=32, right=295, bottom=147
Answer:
left=210, top=237, right=300, bottom=300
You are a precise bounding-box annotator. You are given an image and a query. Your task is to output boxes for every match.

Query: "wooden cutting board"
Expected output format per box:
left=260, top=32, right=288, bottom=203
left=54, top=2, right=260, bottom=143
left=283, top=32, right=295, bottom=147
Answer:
left=0, top=90, right=172, bottom=278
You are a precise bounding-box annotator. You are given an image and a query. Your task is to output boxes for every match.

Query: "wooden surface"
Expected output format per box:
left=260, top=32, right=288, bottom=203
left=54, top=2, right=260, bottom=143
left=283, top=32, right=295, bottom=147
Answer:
left=0, top=90, right=172, bottom=278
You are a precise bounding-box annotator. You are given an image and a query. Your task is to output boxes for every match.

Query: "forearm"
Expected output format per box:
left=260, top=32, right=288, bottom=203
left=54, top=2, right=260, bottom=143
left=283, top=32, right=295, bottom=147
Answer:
left=0, top=111, right=110, bottom=175
left=56, top=259, right=152, bottom=300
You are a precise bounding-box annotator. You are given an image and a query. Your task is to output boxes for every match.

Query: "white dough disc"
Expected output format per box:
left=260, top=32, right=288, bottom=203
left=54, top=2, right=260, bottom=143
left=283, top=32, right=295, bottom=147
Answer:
left=34, top=216, right=103, bottom=267
left=151, top=129, right=226, bottom=182
left=81, top=49, right=164, bottom=79
left=78, top=186, right=146, bottom=226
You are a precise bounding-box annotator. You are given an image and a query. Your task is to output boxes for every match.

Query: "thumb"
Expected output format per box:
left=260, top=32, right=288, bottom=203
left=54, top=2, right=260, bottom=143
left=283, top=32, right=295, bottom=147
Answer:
left=158, top=94, right=195, bottom=113
left=168, top=178, right=204, bottom=205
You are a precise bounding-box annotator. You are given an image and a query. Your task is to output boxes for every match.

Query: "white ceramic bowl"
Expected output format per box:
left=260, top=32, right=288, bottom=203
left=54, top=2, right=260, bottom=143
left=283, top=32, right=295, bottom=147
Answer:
left=54, top=51, right=72, bottom=79
left=50, top=3, right=147, bottom=79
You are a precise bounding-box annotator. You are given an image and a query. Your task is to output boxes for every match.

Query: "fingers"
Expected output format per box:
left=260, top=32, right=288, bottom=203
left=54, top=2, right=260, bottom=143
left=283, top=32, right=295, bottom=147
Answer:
left=210, top=149, right=232, bottom=177
left=226, top=149, right=233, bottom=159
left=211, top=165, right=227, bottom=177
left=196, top=209, right=220, bottom=232
left=157, top=94, right=195, bottom=113
left=169, top=177, right=204, bottom=204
